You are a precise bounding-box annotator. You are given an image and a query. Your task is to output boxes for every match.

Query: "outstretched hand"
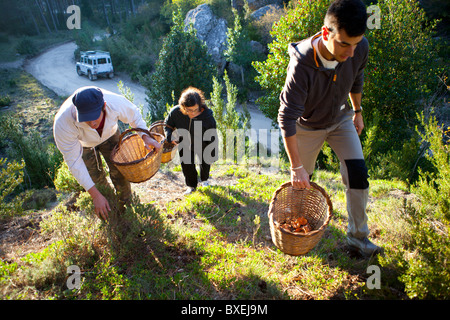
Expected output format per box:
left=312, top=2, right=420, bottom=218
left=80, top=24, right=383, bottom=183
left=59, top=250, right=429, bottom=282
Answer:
left=88, top=186, right=111, bottom=220
left=142, top=134, right=162, bottom=152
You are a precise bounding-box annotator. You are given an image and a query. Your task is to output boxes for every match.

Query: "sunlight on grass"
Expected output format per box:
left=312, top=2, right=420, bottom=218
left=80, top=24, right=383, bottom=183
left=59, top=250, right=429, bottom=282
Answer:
left=1, top=164, right=421, bottom=300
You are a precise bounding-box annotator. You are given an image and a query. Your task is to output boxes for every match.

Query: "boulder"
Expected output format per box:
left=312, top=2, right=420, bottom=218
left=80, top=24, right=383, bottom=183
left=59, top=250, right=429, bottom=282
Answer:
left=249, top=40, right=267, bottom=55
left=184, top=4, right=228, bottom=69
left=246, top=0, right=283, bottom=11
left=250, top=4, right=282, bottom=21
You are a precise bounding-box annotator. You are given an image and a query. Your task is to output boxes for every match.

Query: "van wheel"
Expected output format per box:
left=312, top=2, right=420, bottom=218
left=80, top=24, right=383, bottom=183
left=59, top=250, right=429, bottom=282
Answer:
left=108, top=72, right=114, bottom=79
left=77, top=67, right=82, bottom=76
left=88, top=70, right=94, bottom=81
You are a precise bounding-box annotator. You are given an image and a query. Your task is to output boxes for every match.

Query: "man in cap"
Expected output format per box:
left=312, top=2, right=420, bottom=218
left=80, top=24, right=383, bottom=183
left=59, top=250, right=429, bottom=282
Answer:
left=53, top=86, right=160, bottom=220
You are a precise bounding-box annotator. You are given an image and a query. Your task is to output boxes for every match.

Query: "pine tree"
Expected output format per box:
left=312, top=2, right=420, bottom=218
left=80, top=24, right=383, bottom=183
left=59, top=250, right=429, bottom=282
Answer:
left=141, top=9, right=217, bottom=121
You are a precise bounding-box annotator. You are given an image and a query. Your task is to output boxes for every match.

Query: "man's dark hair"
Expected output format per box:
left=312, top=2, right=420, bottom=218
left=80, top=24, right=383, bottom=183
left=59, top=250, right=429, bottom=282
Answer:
left=324, top=0, right=367, bottom=37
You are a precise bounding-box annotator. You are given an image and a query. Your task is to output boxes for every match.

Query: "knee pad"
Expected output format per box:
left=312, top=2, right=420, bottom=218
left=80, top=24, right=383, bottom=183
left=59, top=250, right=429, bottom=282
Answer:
left=344, top=159, right=369, bottom=189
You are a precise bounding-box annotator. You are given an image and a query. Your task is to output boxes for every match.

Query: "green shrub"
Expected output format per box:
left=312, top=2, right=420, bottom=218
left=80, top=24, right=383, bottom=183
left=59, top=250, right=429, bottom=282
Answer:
left=363, top=0, right=444, bottom=161
left=161, top=0, right=201, bottom=22
left=53, top=161, right=83, bottom=193
left=379, top=112, right=450, bottom=299
left=253, top=0, right=446, bottom=182
left=0, top=94, right=11, bottom=107
left=72, top=22, right=95, bottom=53
left=253, top=0, right=330, bottom=122
left=97, top=1, right=169, bottom=81
left=413, top=113, right=450, bottom=220
left=15, top=37, right=37, bottom=56
left=140, top=9, right=216, bottom=121
left=225, top=7, right=265, bottom=95
left=0, top=112, right=63, bottom=189
left=0, top=158, right=27, bottom=218
left=101, top=32, right=161, bottom=81
left=208, top=71, right=251, bottom=162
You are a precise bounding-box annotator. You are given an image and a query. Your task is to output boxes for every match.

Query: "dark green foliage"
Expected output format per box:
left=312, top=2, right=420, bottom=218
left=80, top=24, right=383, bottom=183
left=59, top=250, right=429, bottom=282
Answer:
left=253, top=0, right=330, bottom=123
left=53, top=161, right=84, bottom=193
left=140, top=10, right=216, bottom=121
left=15, top=37, right=38, bottom=56
left=254, top=0, right=446, bottom=183
left=363, top=0, right=445, bottom=162
left=225, top=7, right=265, bottom=97
left=380, top=113, right=450, bottom=299
left=0, top=94, right=11, bottom=107
left=101, top=2, right=170, bottom=81
left=0, top=158, right=27, bottom=218
left=0, top=112, right=63, bottom=189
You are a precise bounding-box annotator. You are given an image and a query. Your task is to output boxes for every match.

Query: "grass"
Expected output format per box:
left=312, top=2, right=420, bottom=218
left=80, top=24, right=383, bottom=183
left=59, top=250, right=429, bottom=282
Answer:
left=0, top=31, right=72, bottom=63
left=0, top=68, right=63, bottom=141
left=0, top=44, right=445, bottom=302
left=0, top=163, right=414, bottom=300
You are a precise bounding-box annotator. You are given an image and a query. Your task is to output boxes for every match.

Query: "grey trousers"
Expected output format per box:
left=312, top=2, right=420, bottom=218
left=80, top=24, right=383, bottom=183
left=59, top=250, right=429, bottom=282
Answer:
left=296, top=113, right=370, bottom=239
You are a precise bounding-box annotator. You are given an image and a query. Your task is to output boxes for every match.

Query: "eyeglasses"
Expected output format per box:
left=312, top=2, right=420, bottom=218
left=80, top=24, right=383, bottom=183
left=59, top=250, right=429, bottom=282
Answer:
left=184, top=107, right=199, bottom=113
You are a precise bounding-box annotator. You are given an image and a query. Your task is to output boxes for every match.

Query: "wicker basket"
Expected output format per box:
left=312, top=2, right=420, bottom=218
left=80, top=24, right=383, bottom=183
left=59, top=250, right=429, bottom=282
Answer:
left=110, top=128, right=164, bottom=183
left=268, top=181, right=333, bottom=256
left=150, top=120, right=177, bottom=163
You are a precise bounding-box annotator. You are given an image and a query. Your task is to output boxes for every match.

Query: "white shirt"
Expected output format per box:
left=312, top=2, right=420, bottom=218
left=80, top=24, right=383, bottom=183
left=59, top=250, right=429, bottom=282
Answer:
left=53, top=87, right=148, bottom=191
left=313, top=36, right=339, bottom=69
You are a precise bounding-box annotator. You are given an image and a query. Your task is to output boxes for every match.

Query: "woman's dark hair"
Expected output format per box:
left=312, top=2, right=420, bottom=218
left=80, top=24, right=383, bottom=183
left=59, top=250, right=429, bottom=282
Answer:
left=324, top=0, right=367, bottom=37
left=178, top=87, right=207, bottom=114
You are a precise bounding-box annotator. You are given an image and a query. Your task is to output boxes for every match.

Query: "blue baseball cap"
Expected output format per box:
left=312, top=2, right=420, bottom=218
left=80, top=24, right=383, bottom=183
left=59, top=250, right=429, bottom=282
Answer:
left=72, top=87, right=104, bottom=122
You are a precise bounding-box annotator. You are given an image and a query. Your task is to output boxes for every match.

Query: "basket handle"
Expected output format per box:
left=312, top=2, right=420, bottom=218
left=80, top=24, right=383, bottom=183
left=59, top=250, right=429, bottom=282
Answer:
left=272, top=181, right=333, bottom=216
left=149, top=120, right=175, bottom=131
left=117, top=127, right=163, bottom=149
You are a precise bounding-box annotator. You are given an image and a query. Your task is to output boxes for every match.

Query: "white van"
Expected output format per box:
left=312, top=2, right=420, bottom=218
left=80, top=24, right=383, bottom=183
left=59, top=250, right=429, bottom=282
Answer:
left=76, top=51, right=114, bottom=80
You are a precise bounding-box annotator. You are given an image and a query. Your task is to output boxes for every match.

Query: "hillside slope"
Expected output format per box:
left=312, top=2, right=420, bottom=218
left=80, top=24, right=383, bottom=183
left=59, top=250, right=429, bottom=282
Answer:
left=1, top=162, right=413, bottom=300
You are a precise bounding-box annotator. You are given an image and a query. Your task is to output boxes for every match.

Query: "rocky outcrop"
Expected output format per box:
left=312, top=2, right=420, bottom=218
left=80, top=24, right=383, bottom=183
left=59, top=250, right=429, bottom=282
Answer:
left=246, top=0, right=283, bottom=11
left=250, top=4, right=282, bottom=21
left=184, top=4, right=228, bottom=69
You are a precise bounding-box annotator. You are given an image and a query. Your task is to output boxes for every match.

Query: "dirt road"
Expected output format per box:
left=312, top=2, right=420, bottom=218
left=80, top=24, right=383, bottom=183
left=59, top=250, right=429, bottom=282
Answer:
left=24, top=41, right=148, bottom=107
left=24, top=41, right=276, bottom=147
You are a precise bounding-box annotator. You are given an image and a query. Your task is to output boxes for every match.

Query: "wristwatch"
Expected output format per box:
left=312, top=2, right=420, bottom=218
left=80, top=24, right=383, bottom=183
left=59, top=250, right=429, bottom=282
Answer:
left=354, top=106, right=363, bottom=113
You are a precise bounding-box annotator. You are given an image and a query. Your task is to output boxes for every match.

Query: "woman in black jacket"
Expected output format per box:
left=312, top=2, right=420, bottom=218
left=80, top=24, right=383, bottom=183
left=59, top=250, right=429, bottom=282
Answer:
left=164, top=87, right=218, bottom=195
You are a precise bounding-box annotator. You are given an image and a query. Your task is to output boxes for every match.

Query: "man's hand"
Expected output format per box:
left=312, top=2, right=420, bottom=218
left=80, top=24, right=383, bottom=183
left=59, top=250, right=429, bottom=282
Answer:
left=291, top=166, right=311, bottom=189
left=349, top=92, right=364, bottom=135
left=353, top=112, right=364, bottom=135
left=142, top=134, right=162, bottom=151
left=88, top=186, right=111, bottom=220
left=283, top=135, right=311, bottom=189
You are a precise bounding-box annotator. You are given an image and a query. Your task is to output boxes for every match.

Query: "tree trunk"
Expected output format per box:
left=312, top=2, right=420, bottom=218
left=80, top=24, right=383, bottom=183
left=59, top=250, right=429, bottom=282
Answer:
left=28, top=6, right=41, bottom=36
left=129, top=0, right=135, bottom=17
left=34, top=0, right=52, bottom=33
left=102, top=0, right=112, bottom=29
left=46, top=0, right=58, bottom=32
left=51, top=0, right=61, bottom=28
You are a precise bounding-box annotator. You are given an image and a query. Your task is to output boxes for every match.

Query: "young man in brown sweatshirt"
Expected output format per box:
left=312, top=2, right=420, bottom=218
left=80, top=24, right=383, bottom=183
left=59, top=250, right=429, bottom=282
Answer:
left=278, top=0, right=382, bottom=256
